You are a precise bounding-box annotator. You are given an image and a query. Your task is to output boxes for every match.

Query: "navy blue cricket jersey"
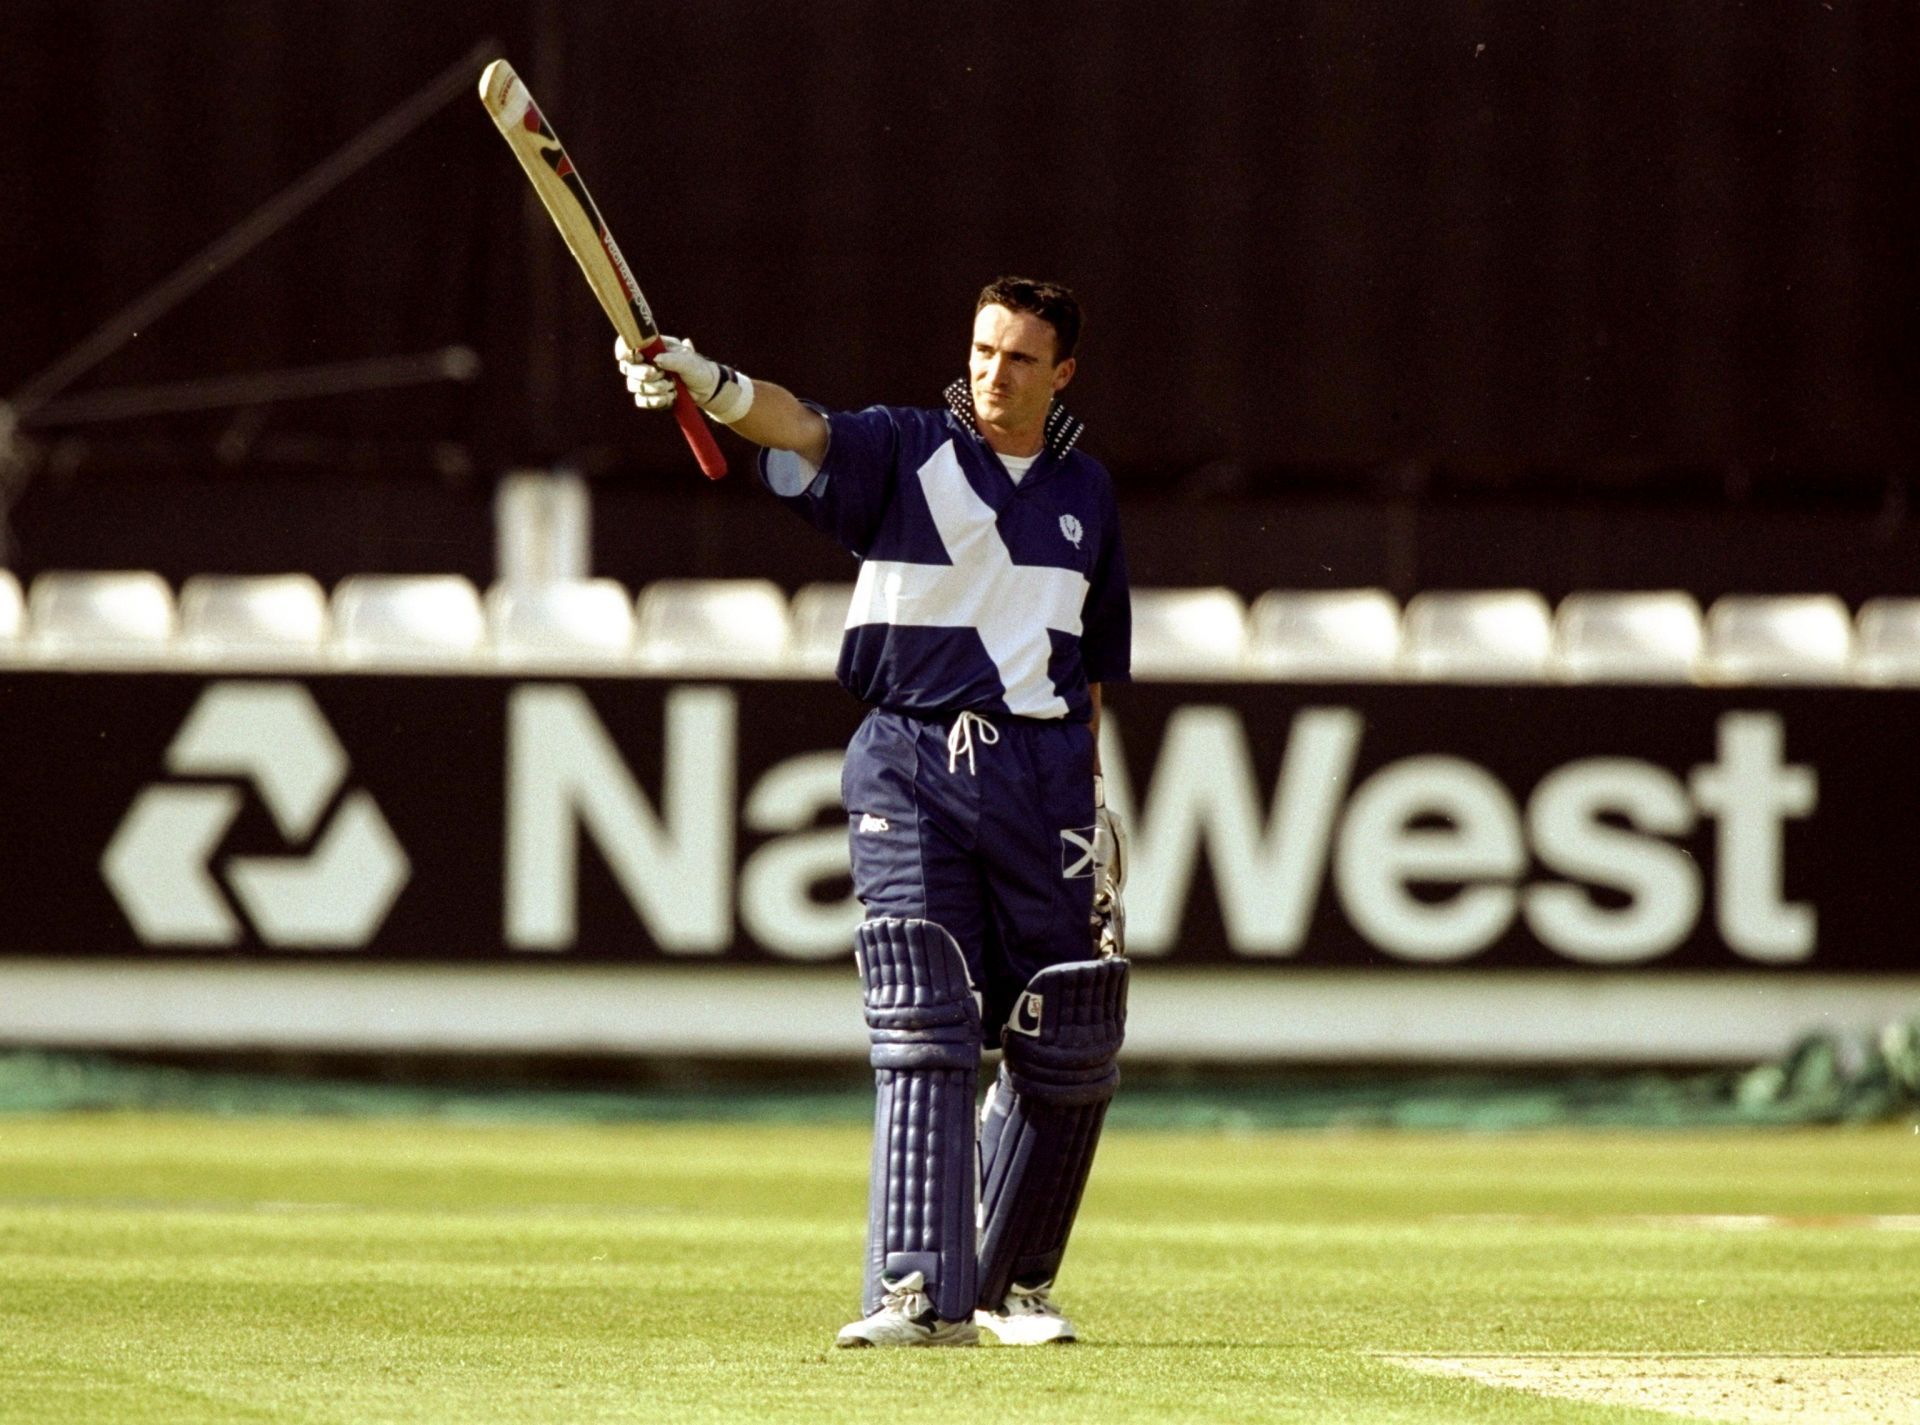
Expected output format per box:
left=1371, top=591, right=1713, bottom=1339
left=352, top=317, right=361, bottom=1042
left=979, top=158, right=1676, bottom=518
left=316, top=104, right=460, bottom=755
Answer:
left=760, top=381, right=1131, bottom=722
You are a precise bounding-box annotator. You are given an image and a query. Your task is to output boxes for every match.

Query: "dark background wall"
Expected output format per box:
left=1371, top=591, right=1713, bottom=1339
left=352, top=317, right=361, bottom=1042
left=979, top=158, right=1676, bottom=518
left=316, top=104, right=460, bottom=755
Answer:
left=2, top=0, right=1914, bottom=596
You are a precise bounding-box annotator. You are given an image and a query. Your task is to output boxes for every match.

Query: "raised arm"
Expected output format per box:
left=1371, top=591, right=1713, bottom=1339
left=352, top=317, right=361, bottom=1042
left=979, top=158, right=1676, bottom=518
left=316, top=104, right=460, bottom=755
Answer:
left=616, top=336, right=829, bottom=469
left=727, top=379, right=830, bottom=465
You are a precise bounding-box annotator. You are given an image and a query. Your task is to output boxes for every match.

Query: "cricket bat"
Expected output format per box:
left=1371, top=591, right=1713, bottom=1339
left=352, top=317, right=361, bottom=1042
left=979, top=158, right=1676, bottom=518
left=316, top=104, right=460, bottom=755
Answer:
left=478, top=58, right=727, bottom=480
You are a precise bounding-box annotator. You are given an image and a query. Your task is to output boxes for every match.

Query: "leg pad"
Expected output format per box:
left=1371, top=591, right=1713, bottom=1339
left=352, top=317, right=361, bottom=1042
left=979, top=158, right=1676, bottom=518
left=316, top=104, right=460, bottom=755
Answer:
left=857, top=917, right=982, bottom=1322
left=976, top=956, right=1128, bottom=1307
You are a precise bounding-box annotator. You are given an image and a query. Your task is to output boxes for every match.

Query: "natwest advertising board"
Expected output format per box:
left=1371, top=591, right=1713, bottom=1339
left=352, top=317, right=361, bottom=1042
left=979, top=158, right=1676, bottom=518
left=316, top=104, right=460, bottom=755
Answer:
left=0, top=672, right=1908, bottom=974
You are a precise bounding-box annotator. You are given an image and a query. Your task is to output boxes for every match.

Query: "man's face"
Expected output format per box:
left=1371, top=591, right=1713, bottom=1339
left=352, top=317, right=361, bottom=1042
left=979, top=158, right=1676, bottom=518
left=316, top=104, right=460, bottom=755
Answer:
left=969, top=304, right=1075, bottom=434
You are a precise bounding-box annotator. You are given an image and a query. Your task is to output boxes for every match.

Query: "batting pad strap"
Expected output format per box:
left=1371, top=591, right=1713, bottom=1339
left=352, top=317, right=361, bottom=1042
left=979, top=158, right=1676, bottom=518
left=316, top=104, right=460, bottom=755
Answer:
left=1001, top=956, right=1129, bottom=1105
left=858, top=917, right=980, bottom=1073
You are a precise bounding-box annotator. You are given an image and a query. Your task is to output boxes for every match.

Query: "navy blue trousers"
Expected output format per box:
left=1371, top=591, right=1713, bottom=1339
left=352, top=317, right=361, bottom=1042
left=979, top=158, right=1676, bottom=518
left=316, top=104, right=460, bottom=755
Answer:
left=842, top=709, right=1098, bottom=1038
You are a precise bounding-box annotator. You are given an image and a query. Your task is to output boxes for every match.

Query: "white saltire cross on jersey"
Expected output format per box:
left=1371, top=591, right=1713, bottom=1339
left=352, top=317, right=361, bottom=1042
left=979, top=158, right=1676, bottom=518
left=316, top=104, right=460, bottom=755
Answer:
left=846, top=442, right=1089, bottom=718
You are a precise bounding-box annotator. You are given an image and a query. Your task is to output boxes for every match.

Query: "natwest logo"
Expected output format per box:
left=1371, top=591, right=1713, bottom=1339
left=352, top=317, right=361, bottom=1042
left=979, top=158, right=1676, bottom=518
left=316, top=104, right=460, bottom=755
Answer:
left=1111, top=707, right=1817, bottom=965
left=496, top=688, right=1818, bottom=969
left=101, top=682, right=410, bottom=948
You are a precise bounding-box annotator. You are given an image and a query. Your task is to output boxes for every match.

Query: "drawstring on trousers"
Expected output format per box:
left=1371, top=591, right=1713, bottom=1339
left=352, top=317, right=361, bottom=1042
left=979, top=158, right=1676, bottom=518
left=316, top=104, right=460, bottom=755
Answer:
left=946, top=710, right=1000, bottom=775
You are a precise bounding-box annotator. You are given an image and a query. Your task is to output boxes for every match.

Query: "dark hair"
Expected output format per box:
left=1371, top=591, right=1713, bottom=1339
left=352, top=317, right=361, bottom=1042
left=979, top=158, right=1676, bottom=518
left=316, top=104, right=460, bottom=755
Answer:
left=975, top=276, right=1082, bottom=363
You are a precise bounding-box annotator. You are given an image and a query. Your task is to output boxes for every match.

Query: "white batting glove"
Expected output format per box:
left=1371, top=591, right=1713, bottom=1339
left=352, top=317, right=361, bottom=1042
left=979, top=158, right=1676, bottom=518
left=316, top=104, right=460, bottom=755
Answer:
left=615, top=334, right=678, bottom=411
left=613, top=335, right=755, bottom=425
left=1092, top=773, right=1128, bottom=957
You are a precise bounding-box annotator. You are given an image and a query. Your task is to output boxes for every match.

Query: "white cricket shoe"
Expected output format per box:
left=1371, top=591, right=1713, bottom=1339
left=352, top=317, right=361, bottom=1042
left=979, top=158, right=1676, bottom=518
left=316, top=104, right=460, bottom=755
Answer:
left=835, top=1271, right=979, bottom=1348
left=974, top=1281, right=1077, bottom=1345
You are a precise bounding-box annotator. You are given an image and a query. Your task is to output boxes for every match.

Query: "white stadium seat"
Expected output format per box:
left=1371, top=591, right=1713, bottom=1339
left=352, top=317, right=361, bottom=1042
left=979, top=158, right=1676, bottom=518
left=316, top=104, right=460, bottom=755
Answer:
left=487, top=579, right=636, bottom=665
left=634, top=578, right=790, bottom=674
left=0, top=570, right=22, bottom=644
left=1402, top=589, right=1554, bottom=681
left=1702, top=595, right=1852, bottom=684
left=331, top=574, right=486, bottom=666
left=788, top=582, right=857, bottom=677
left=1247, top=589, right=1400, bottom=679
left=179, top=574, right=329, bottom=664
left=1855, top=598, right=1920, bottom=685
left=26, top=570, right=176, bottom=663
left=1553, top=591, right=1703, bottom=683
left=1128, top=587, right=1248, bottom=679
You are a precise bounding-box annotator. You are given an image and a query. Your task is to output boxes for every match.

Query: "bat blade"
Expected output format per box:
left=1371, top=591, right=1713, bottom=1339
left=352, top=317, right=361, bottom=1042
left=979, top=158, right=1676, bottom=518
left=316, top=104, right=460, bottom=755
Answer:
left=478, top=59, right=726, bottom=479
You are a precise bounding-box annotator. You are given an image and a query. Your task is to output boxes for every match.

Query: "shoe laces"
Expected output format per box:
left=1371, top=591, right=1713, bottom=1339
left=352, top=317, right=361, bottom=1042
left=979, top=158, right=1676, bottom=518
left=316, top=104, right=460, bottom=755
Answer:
left=1004, top=1280, right=1058, bottom=1317
left=880, top=1270, right=934, bottom=1321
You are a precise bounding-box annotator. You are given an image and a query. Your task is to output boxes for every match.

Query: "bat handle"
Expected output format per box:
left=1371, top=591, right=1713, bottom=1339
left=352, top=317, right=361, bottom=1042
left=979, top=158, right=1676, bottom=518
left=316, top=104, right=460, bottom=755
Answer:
left=638, top=336, right=728, bottom=480
left=673, top=386, right=729, bottom=480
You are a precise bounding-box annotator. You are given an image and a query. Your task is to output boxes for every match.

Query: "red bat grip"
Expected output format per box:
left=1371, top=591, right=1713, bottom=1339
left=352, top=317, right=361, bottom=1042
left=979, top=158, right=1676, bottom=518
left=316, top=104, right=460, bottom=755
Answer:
left=672, top=385, right=729, bottom=480
left=639, top=337, right=728, bottom=480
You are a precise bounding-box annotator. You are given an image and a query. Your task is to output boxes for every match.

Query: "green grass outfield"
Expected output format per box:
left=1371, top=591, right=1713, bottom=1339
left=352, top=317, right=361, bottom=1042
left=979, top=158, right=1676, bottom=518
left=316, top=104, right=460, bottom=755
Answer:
left=2, top=1114, right=1916, bottom=1423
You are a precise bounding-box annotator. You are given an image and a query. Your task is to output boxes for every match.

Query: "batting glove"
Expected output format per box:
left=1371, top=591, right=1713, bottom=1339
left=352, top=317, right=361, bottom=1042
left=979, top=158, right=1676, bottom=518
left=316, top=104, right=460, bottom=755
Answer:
left=614, top=335, right=755, bottom=425
left=1092, top=773, right=1128, bottom=957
